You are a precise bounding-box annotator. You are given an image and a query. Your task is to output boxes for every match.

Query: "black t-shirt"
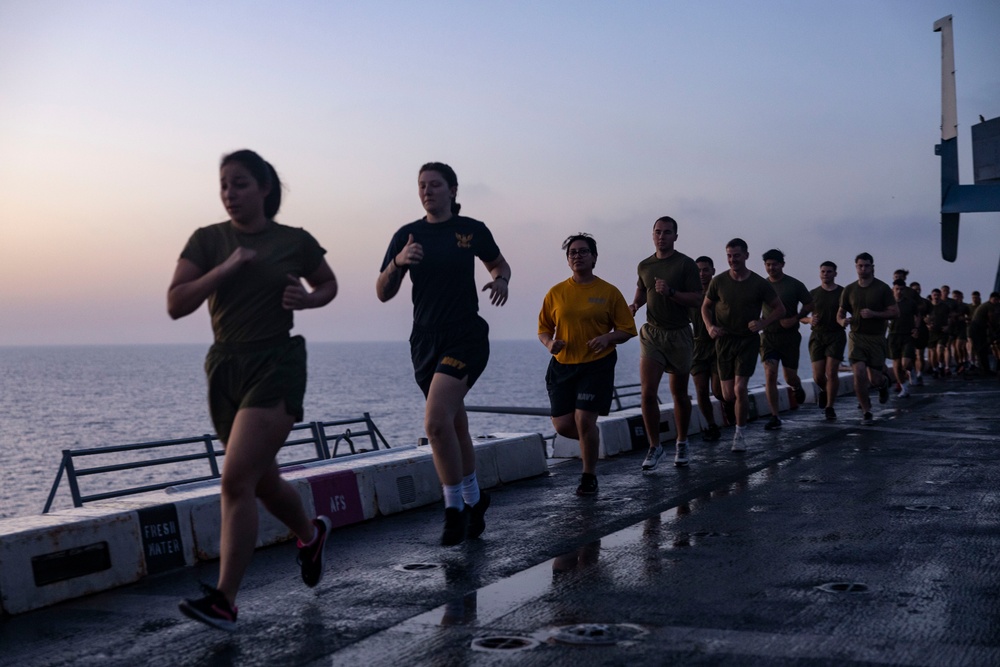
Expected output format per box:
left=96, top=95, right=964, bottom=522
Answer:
left=381, top=216, right=500, bottom=330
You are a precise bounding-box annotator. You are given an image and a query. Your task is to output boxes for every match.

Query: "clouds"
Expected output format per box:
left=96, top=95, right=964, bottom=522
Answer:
left=1, top=1, right=998, bottom=345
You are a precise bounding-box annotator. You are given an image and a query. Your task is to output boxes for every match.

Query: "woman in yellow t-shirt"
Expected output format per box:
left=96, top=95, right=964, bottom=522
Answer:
left=538, top=234, right=637, bottom=496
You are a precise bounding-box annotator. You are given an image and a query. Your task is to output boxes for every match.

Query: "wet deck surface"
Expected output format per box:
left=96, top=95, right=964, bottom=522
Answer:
left=4, top=377, right=999, bottom=666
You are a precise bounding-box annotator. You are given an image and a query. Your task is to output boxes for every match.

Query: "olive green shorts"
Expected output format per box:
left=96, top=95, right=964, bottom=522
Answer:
left=639, top=323, right=693, bottom=375
left=715, top=335, right=760, bottom=381
left=760, top=329, right=801, bottom=369
left=848, top=332, right=888, bottom=370
left=808, top=329, right=847, bottom=363
left=887, top=333, right=916, bottom=361
left=690, top=337, right=717, bottom=377
left=205, top=335, right=307, bottom=444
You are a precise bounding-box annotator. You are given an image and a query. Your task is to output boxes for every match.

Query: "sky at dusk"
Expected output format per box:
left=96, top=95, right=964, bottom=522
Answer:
left=2, top=1, right=999, bottom=346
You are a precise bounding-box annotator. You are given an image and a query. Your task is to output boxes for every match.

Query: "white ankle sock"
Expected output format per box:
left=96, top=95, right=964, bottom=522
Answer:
left=461, top=472, right=480, bottom=506
left=443, top=483, right=464, bottom=509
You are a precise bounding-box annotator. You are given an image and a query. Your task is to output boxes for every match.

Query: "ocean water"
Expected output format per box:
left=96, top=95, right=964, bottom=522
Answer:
left=0, top=337, right=777, bottom=519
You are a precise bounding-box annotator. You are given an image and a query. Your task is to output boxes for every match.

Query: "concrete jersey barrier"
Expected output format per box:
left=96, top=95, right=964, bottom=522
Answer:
left=0, top=433, right=548, bottom=616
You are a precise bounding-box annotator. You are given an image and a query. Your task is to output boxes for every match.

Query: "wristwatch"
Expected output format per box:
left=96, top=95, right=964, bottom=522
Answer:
left=668, top=287, right=676, bottom=297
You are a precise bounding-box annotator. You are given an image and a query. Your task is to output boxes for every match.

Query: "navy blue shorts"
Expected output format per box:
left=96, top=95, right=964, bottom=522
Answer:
left=545, top=351, right=617, bottom=417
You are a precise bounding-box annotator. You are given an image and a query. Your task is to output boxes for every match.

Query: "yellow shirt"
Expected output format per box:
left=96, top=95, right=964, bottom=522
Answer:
left=538, top=276, right=637, bottom=365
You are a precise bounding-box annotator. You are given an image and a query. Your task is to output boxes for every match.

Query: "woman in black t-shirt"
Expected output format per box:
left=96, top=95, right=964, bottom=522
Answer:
left=376, top=162, right=511, bottom=546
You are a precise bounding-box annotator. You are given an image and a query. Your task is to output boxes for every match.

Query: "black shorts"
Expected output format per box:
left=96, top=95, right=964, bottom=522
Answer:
left=546, top=351, right=617, bottom=417
left=205, top=334, right=307, bottom=444
left=409, top=316, right=490, bottom=397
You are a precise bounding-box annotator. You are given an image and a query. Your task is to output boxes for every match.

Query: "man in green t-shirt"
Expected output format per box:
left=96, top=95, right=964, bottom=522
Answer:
left=888, top=279, right=920, bottom=398
left=702, top=238, right=785, bottom=453
left=837, top=252, right=898, bottom=425
left=759, top=249, right=813, bottom=431
left=629, top=216, right=702, bottom=470
left=806, top=261, right=846, bottom=421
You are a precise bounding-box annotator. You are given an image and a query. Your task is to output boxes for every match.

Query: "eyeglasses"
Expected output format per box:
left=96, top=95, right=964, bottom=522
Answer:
left=567, top=248, right=591, bottom=258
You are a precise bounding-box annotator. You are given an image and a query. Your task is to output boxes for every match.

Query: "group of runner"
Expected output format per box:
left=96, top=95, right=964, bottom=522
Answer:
left=167, top=152, right=998, bottom=631
left=535, top=216, right=1000, bottom=501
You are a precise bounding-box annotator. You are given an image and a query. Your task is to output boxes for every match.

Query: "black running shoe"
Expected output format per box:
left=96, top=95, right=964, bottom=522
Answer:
left=297, top=515, right=333, bottom=588
left=441, top=506, right=469, bottom=546
left=794, top=385, right=806, bottom=405
left=576, top=473, right=598, bottom=496
left=179, top=584, right=238, bottom=632
left=817, top=389, right=828, bottom=409
left=824, top=406, right=836, bottom=421
left=467, top=490, right=491, bottom=539
left=862, top=411, right=874, bottom=425
left=764, top=415, right=782, bottom=430
left=878, top=377, right=889, bottom=404
left=703, top=424, right=721, bottom=442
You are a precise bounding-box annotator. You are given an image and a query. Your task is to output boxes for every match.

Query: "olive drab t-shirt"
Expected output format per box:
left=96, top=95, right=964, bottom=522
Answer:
left=636, top=251, right=701, bottom=330
left=927, top=301, right=951, bottom=333
left=381, top=216, right=500, bottom=331
left=762, top=275, right=812, bottom=333
left=889, top=291, right=919, bottom=335
left=809, top=285, right=845, bottom=333
left=840, top=279, right=895, bottom=337
left=704, top=271, right=778, bottom=337
left=180, top=221, right=326, bottom=344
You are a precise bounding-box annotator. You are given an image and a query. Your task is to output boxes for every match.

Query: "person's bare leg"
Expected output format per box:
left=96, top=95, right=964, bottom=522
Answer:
left=825, top=357, right=840, bottom=407
left=763, top=359, right=780, bottom=418
left=640, top=357, right=665, bottom=451
left=576, top=409, right=600, bottom=475
left=668, top=370, right=691, bottom=441
left=216, top=404, right=299, bottom=604
left=424, top=373, right=472, bottom=486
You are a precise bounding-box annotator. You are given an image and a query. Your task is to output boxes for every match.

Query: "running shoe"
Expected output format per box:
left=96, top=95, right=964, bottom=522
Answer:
left=576, top=473, right=599, bottom=496
left=764, top=415, right=782, bottom=431
left=794, top=385, right=806, bottom=405
left=674, top=441, right=689, bottom=467
left=862, top=411, right=874, bottom=425
left=915, top=375, right=924, bottom=386
left=731, top=430, right=747, bottom=452
left=824, top=406, right=837, bottom=421
left=297, top=515, right=333, bottom=587
left=467, top=490, right=491, bottom=539
left=877, top=378, right=890, bottom=404
left=641, top=446, right=665, bottom=471
left=702, top=424, right=721, bottom=442
left=817, top=389, right=828, bottom=409
left=441, top=506, right=469, bottom=546
left=898, top=384, right=911, bottom=398
left=179, top=584, right=238, bottom=632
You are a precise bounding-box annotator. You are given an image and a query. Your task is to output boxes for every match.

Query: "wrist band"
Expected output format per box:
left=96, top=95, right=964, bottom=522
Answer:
left=391, top=256, right=400, bottom=268
left=496, top=275, right=508, bottom=283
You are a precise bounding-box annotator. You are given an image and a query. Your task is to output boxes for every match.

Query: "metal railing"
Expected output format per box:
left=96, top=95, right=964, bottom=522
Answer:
left=43, top=413, right=390, bottom=513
